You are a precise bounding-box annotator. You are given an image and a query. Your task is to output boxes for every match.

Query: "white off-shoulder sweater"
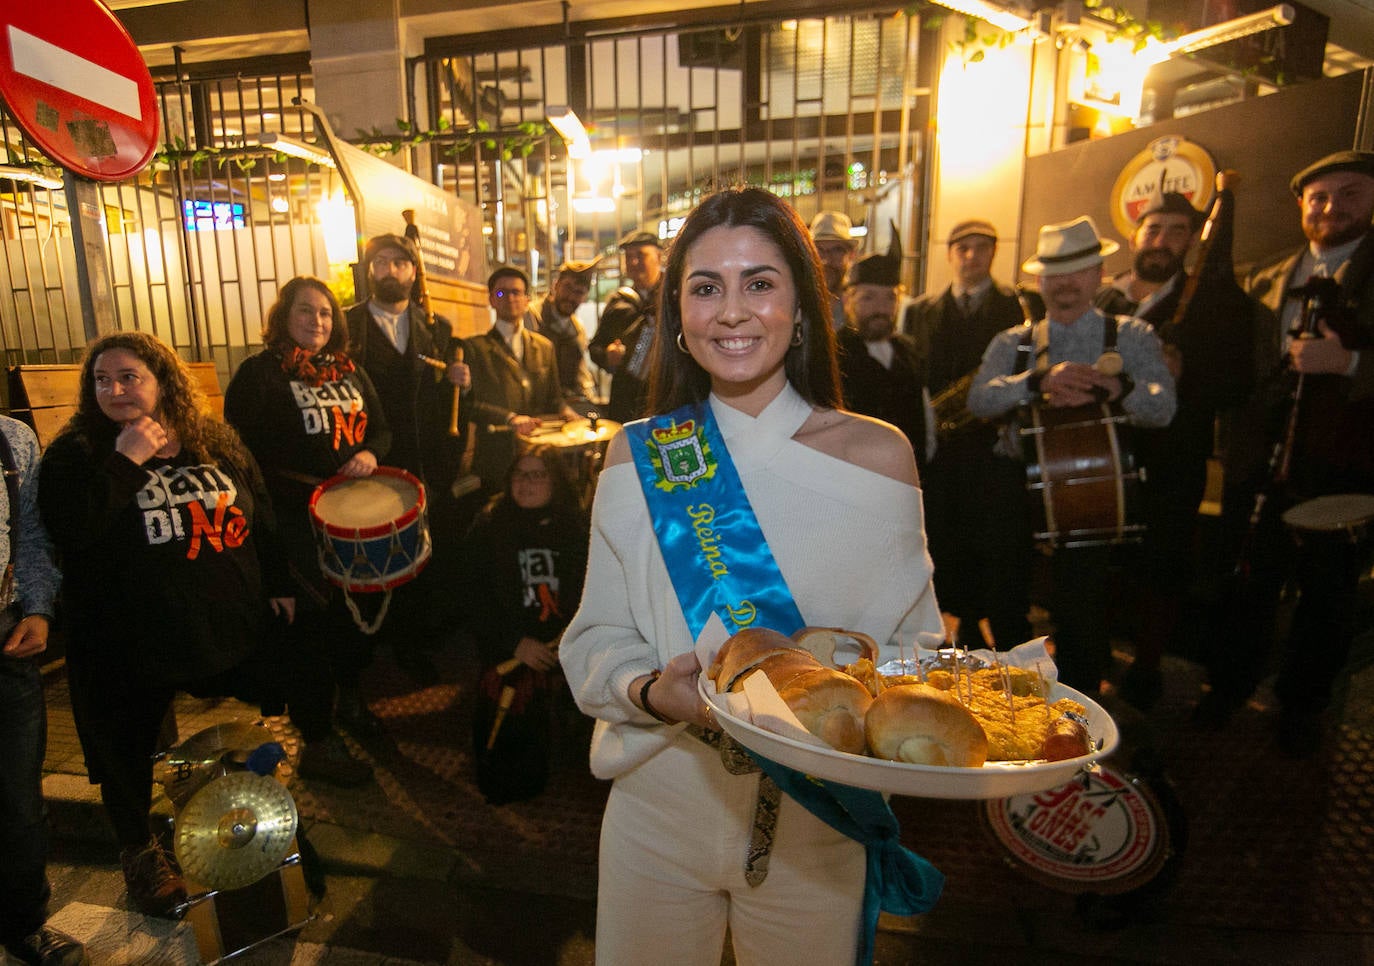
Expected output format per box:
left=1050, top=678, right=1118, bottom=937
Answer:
left=560, top=384, right=943, bottom=780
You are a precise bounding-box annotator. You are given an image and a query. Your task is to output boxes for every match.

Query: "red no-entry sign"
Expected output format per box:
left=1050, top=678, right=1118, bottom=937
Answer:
left=0, top=0, right=159, bottom=181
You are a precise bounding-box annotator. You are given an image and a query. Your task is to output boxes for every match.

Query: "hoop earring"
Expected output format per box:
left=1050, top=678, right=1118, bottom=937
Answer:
left=790, top=323, right=804, bottom=347
left=676, top=332, right=690, bottom=354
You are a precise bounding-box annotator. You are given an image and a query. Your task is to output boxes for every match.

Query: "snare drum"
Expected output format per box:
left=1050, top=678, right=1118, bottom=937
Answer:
left=1281, top=493, right=1374, bottom=545
left=309, top=466, right=432, bottom=593
left=1021, top=403, right=1146, bottom=548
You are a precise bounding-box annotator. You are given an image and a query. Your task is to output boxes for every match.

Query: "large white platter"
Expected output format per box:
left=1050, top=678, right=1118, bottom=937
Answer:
left=699, top=676, right=1119, bottom=801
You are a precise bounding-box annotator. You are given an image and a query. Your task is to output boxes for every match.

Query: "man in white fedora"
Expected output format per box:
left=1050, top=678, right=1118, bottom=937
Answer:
left=809, top=210, right=857, bottom=329
left=967, top=215, right=1176, bottom=696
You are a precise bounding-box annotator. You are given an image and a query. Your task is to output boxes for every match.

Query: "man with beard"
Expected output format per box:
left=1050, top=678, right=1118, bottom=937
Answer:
left=1199, top=150, right=1374, bottom=755
left=968, top=216, right=1175, bottom=696
left=904, top=220, right=1030, bottom=649
left=1095, top=192, right=1256, bottom=709
left=589, top=229, right=664, bottom=423
left=345, top=233, right=468, bottom=685
left=810, top=210, right=857, bottom=330
left=527, top=257, right=601, bottom=415
left=836, top=235, right=928, bottom=469
left=465, top=266, right=576, bottom=492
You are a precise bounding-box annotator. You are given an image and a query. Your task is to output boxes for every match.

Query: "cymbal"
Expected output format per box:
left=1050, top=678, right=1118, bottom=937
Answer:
left=167, top=722, right=276, bottom=765
left=175, top=772, right=299, bottom=891
left=533, top=417, right=622, bottom=448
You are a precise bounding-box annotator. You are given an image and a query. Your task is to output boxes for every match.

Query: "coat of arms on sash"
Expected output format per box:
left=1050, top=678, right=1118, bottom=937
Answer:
left=646, top=417, right=716, bottom=491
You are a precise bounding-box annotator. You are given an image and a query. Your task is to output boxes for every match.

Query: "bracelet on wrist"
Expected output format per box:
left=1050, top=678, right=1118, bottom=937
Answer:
left=639, top=670, right=674, bottom=724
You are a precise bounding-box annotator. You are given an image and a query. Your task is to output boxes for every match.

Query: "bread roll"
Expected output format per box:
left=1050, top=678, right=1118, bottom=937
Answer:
left=709, top=627, right=798, bottom=693
left=776, top=667, right=873, bottom=756
left=865, top=684, right=989, bottom=767
left=791, top=626, right=879, bottom=667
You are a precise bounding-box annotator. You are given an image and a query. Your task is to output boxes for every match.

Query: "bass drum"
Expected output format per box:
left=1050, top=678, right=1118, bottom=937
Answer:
left=1021, top=403, right=1146, bottom=549
left=981, top=741, right=1186, bottom=928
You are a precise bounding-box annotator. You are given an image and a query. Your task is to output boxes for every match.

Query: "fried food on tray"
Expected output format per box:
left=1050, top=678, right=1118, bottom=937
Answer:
left=919, top=666, right=1087, bottom=761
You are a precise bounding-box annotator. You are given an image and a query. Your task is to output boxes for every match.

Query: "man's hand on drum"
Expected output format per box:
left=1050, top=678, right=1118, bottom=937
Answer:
left=509, top=413, right=541, bottom=436
left=515, top=637, right=559, bottom=672
left=1289, top=320, right=1354, bottom=375
left=1041, top=361, right=1120, bottom=407
left=337, top=449, right=379, bottom=478
left=115, top=416, right=172, bottom=464
left=446, top=360, right=471, bottom=388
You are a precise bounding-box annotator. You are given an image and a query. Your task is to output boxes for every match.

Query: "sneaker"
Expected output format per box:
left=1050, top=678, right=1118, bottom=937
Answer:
left=297, top=734, right=374, bottom=787
left=4, top=925, right=89, bottom=966
left=120, top=838, right=188, bottom=919
left=336, top=688, right=386, bottom=738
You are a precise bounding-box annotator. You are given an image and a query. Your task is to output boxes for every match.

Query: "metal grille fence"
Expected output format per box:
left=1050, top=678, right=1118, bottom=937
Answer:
left=0, top=6, right=927, bottom=402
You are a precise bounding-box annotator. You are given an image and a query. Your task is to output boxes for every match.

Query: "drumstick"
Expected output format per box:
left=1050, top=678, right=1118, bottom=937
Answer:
left=494, top=656, right=523, bottom=677
left=449, top=346, right=464, bottom=438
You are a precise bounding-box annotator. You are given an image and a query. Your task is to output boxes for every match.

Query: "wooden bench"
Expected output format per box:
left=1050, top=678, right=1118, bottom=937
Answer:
left=7, top=362, right=224, bottom=449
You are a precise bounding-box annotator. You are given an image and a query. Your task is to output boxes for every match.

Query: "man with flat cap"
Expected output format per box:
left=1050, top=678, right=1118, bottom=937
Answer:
left=968, top=216, right=1175, bottom=696
left=1199, top=149, right=1374, bottom=754
left=836, top=232, right=928, bottom=468
left=527, top=257, right=601, bottom=415
left=346, top=233, right=468, bottom=486
left=810, top=210, right=858, bottom=329
left=903, top=220, right=1030, bottom=650
left=590, top=228, right=664, bottom=423
left=1095, top=188, right=1256, bottom=709
left=345, top=233, right=469, bottom=685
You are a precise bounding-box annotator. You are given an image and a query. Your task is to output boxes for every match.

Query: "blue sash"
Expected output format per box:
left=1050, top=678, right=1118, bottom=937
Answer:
left=626, top=398, right=943, bottom=966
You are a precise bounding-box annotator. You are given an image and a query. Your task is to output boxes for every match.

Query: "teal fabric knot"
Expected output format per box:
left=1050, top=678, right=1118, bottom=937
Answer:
left=748, top=752, right=944, bottom=966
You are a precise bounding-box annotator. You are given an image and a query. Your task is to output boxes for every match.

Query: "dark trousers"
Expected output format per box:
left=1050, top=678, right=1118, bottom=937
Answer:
left=0, top=654, right=49, bottom=944
left=1048, top=544, right=1114, bottom=694
left=70, top=635, right=332, bottom=849
left=1207, top=487, right=1368, bottom=714
left=924, top=443, right=1033, bottom=648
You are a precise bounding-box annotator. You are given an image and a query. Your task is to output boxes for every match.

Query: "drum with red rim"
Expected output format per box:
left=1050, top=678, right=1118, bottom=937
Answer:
left=308, top=466, right=431, bottom=593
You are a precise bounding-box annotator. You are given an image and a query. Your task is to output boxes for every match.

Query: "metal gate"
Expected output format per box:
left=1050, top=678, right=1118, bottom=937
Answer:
left=1, top=6, right=929, bottom=400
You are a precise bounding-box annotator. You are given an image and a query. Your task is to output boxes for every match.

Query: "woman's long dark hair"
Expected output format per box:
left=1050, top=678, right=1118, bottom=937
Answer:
left=63, top=331, right=251, bottom=471
left=645, top=185, right=841, bottom=415
left=261, top=276, right=350, bottom=355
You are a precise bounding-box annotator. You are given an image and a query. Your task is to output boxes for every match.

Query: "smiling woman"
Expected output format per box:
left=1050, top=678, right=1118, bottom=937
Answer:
left=558, top=186, right=944, bottom=966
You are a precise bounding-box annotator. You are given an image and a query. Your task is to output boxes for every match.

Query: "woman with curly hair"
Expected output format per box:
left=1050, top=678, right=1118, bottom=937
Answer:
left=37, top=331, right=318, bottom=919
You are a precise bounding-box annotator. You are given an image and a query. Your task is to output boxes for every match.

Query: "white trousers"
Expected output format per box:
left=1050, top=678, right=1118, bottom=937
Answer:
left=594, top=732, right=865, bottom=966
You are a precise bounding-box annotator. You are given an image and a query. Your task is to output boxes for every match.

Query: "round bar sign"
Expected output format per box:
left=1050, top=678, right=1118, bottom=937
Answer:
left=0, top=0, right=158, bottom=181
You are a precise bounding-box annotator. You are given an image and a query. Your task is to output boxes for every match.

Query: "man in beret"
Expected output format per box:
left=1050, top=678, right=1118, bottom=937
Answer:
left=590, top=229, right=664, bottom=423
left=902, top=220, right=1030, bottom=651
left=527, top=257, right=601, bottom=415
left=968, top=216, right=1175, bottom=696
left=1200, top=149, right=1374, bottom=754
left=345, top=233, right=469, bottom=687
left=810, top=210, right=858, bottom=329
left=1094, top=190, right=1257, bottom=710
left=836, top=232, right=928, bottom=469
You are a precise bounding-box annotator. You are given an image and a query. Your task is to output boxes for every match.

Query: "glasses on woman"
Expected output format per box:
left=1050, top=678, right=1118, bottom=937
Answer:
left=511, top=467, right=550, bottom=483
